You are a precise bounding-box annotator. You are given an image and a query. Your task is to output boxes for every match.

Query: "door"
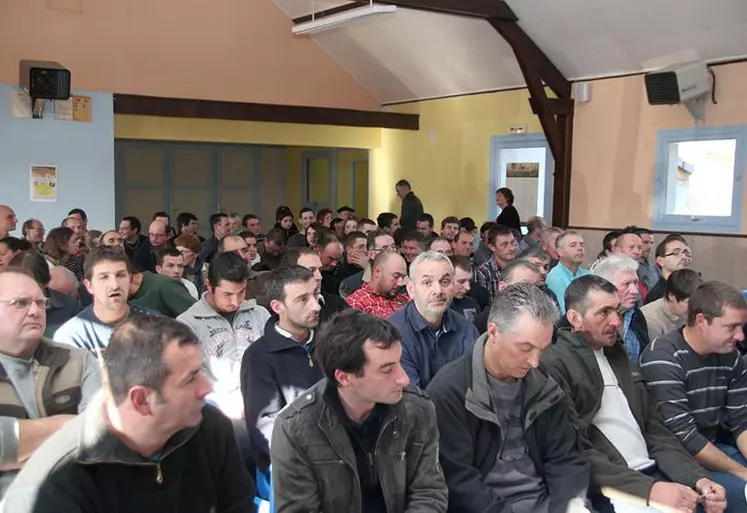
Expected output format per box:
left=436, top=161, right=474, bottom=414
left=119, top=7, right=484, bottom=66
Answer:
left=489, top=134, right=554, bottom=227
left=217, top=147, right=260, bottom=225
left=169, top=146, right=216, bottom=239
left=115, top=143, right=168, bottom=230
left=352, top=159, right=369, bottom=217
left=302, top=150, right=336, bottom=211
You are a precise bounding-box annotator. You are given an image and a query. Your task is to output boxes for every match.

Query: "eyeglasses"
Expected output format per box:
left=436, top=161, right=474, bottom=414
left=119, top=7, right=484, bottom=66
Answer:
left=0, top=298, right=50, bottom=310
left=664, top=249, right=692, bottom=258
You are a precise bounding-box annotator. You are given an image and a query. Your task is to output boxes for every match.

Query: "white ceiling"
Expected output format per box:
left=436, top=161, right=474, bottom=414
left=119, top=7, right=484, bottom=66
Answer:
left=274, top=0, right=747, bottom=104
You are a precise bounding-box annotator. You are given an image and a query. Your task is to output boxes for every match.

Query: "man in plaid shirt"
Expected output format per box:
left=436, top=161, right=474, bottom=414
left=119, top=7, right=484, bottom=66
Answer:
left=345, top=251, right=409, bottom=319
left=474, top=225, right=517, bottom=303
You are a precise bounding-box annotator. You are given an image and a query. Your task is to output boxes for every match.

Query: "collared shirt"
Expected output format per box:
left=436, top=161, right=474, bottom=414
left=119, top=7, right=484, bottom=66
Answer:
left=622, top=309, right=642, bottom=364
left=545, top=263, right=591, bottom=313
left=474, top=258, right=503, bottom=304
left=389, top=302, right=479, bottom=388
left=345, top=283, right=409, bottom=319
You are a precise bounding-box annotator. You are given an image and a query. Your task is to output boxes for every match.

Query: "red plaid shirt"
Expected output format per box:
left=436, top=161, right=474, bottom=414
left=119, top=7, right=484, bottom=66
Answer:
left=345, top=282, right=409, bottom=319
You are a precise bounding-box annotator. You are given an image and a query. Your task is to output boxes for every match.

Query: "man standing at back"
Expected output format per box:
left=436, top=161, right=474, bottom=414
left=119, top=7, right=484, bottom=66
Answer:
left=395, top=179, right=424, bottom=232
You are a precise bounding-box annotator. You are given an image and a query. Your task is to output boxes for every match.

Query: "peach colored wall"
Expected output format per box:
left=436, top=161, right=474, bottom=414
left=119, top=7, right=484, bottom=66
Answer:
left=0, top=0, right=379, bottom=110
left=571, top=61, right=747, bottom=231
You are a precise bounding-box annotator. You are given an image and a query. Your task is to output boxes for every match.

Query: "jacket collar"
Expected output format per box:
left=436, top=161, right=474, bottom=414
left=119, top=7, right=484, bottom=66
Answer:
left=405, top=302, right=454, bottom=334
left=266, top=322, right=314, bottom=353
left=188, top=293, right=258, bottom=320
left=555, top=326, right=630, bottom=383
left=76, top=392, right=198, bottom=465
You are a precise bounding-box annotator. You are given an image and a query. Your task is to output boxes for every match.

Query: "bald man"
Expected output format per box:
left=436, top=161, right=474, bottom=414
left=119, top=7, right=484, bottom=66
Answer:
left=345, top=251, right=409, bottom=319
left=147, top=220, right=170, bottom=252
left=0, top=206, right=18, bottom=239
left=218, top=234, right=267, bottom=303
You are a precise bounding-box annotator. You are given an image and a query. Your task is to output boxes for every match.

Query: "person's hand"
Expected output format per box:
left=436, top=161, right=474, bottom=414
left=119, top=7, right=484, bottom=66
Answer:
left=649, top=482, right=700, bottom=512
left=350, top=251, right=369, bottom=268
left=695, top=478, right=727, bottom=513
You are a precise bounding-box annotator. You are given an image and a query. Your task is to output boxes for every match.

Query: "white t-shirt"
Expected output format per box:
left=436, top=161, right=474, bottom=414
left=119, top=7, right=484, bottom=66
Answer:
left=181, top=278, right=199, bottom=299
left=592, top=349, right=655, bottom=471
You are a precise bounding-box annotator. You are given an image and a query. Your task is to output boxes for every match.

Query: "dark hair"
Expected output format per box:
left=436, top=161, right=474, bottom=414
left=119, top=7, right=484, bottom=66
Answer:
left=666, top=269, right=703, bottom=303
left=344, top=231, right=366, bottom=247
left=337, top=206, right=354, bottom=214
left=209, top=213, right=229, bottom=233
left=266, top=265, right=314, bottom=303
left=265, top=227, right=287, bottom=247
left=242, top=214, right=259, bottom=226
left=526, top=217, right=545, bottom=234
left=238, top=230, right=257, bottom=242
left=316, top=209, right=333, bottom=224
left=686, top=281, right=746, bottom=326
left=565, top=274, right=618, bottom=316
left=68, top=208, right=88, bottom=222
left=276, top=205, right=293, bottom=222
left=300, top=207, right=314, bottom=216
left=602, top=231, right=622, bottom=253
left=7, top=250, right=51, bottom=287
left=121, top=216, right=142, bottom=234
left=655, top=234, right=688, bottom=259
left=460, top=217, right=476, bottom=232
left=359, top=218, right=376, bottom=227
left=280, top=247, right=317, bottom=267
left=176, top=212, right=197, bottom=230
left=417, top=214, right=434, bottom=227
left=315, top=309, right=401, bottom=386
left=84, top=246, right=132, bottom=281
left=105, top=317, right=199, bottom=405
left=496, top=187, right=515, bottom=205
left=449, top=254, right=472, bottom=273
left=487, top=225, right=514, bottom=246
left=517, top=247, right=549, bottom=263
left=0, top=237, right=32, bottom=253
left=208, top=251, right=249, bottom=287
left=21, top=219, right=39, bottom=238
left=400, top=230, right=425, bottom=245
left=395, top=179, right=411, bottom=189
left=366, top=229, right=391, bottom=251
left=376, top=212, right=398, bottom=230
left=313, top=228, right=339, bottom=249
left=629, top=226, right=654, bottom=237
left=152, top=211, right=170, bottom=221
left=440, top=216, right=460, bottom=230
left=156, top=247, right=182, bottom=267
left=480, top=221, right=498, bottom=237
left=44, top=227, right=74, bottom=261
left=331, top=217, right=344, bottom=228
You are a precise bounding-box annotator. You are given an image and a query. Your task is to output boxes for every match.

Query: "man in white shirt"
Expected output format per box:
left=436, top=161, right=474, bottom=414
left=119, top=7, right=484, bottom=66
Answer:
left=541, top=274, right=725, bottom=513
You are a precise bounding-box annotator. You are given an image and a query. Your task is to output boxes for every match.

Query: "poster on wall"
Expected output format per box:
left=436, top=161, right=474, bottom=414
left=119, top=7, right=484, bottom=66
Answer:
left=30, top=165, right=58, bottom=202
left=506, top=162, right=540, bottom=219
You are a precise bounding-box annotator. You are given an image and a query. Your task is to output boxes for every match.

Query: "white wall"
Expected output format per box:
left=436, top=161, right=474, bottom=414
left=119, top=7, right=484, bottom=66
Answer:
left=0, top=84, right=114, bottom=234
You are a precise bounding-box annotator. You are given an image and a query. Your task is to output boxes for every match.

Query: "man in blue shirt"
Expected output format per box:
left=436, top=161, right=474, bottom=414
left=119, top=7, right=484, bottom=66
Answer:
left=389, top=251, right=479, bottom=388
left=545, top=230, right=591, bottom=313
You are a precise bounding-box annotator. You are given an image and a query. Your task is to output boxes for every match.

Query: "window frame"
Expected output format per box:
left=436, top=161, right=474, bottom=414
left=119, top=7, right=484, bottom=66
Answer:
left=652, top=124, right=747, bottom=235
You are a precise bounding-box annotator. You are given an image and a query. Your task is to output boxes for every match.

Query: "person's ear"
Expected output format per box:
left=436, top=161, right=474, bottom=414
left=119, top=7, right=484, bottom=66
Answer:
left=270, top=299, right=284, bottom=316
left=566, top=308, right=583, bottom=330
left=129, top=386, right=153, bottom=416
left=406, top=278, right=415, bottom=298
left=83, top=278, right=94, bottom=295
left=335, top=369, right=353, bottom=388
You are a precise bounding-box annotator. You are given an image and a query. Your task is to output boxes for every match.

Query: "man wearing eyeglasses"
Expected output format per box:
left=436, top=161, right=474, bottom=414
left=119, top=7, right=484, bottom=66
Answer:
left=0, top=269, right=101, bottom=498
left=644, top=235, right=693, bottom=305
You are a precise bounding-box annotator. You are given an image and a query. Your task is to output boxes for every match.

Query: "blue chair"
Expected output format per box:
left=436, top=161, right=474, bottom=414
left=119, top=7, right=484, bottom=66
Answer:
left=254, top=466, right=273, bottom=513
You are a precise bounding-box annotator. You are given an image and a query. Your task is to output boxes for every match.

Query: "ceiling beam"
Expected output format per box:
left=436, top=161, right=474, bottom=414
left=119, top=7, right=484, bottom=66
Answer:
left=488, top=17, right=574, bottom=227
left=292, top=2, right=365, bottom=25
left=376, top=0, right=517, bottom=20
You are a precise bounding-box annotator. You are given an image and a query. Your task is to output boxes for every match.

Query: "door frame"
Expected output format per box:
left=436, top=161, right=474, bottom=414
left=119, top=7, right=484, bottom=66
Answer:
left=350, top=156, right=370, bottom=214
left=488, top=134, right=554, bottom=223
left=301, top=149, right=337, bottom=210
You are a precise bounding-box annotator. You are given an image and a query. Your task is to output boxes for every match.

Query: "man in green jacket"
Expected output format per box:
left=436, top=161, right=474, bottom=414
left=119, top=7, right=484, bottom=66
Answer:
left=541, top=275, right=725, bottom=513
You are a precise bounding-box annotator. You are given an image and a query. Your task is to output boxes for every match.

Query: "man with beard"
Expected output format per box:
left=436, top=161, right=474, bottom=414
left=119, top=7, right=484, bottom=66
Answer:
left=390, top=251, right=479, bottom=388
left=546, top=230, right=590, bottom=313
left=55, top=247, right=158, bottom=357
left=345, top=250, right=409, bottom=319
left=240, top=266, right=323, bottom=472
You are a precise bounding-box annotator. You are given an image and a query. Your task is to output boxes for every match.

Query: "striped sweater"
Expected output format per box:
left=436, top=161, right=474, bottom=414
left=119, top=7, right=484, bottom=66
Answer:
left=640, top=328, right=747, bottom=455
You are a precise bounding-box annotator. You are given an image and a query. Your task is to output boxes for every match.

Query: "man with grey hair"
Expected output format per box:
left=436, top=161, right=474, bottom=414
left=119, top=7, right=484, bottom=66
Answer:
left=428, top=283, right=591, bottom=513
left=540, top=226, right=563, bottom=268
left=591, top=254, right=650, bottom=363
left=546, top=230, right=590, bottom=314
left=389, top=251, right=479, bottom=388
left=518, top=216, right=547, bottom=253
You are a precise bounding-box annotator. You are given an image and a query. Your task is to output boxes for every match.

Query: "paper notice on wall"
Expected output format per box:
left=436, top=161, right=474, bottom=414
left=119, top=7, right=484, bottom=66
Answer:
left=30, top=165, right=58, bottom=202
left=10, top=91, right=32, bottom=118
left=73, top=95, right=92, bottom=122
left=506, top=162, right=539, bottom=219
left=54, top=98, right=74, bottom=120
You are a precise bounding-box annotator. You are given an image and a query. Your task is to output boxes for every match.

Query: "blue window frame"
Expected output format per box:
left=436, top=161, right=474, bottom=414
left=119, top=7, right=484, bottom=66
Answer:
left=653, top=125, right=747, bottom=234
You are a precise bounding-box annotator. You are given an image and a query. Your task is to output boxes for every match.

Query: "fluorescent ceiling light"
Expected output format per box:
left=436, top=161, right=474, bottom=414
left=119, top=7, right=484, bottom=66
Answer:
left=292, top=4, right=397, bottom=36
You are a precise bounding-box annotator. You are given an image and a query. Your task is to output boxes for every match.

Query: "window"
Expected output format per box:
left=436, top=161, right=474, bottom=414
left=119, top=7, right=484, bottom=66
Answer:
left=653, top=125, right=747, bottom=234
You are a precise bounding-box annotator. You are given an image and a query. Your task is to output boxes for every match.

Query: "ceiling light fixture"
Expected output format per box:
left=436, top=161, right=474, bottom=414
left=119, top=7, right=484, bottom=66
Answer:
left=292, top=3, right=397, bottom=36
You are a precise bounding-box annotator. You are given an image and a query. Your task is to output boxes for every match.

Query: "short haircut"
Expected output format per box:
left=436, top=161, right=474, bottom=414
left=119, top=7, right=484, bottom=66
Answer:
left=44, top=227, right=74, bottom=261
left=428, top=237, right=452, bottom=250
left=313, top=228, right=339, bottom=249
left=208, top=251, right=250, bottom=286
left=209, top=213, right=229, bottom=233
left=517, top=247, right=550, bottom=263
left=359, top=218, right=376, bottom=228
left=565, top=274, right=618, bottom=316
left=480, top=221, right=498, bottom=237
left=602, top=230, right=622, bottom=253
left=337, top=206, right=354, bottom=214
left=121, top=216, right=142, bottom=234
left=331, top=217, right=343, bottom=227
left=488, top=282, right=559, bottom=333
left=104, top=317, right=199, bottom=405
left=526, top=217, right=545, bottom=233
left=51, top=266, right=80, bottom=292
left=501, top=259, right=540, bottom=284
left=316, top=209, right=333, bottom=224
left=487, top=225, right=514, bottom=246
left=409, top=250, right=453, bottom=279
left=556, top=230, right=582, bottom=249
left=156, top=247, right=182, bottom=267
left=666, top=269, right=703, bottom=302
left=21, top=219, right=39, bottom=238
left=687, top=281, right=747, bottom=326
left=542, top=226, right=563, bottom=242
left=449, top=254, right=472, bottom=273
left=238, top=230, right=257, bottom=242
left=655, top=234, right=689, bottom=259
left=276, top=205, right=293, bottom=222
left=266, top=265, right=314, bottom=303
left=280, top=247, right=317, bottom=267
left=460, top=217, right=476, bottom=232
left=300, top=207, right=314, bottom=216
left=152, top=211, right=170, bottom=221
left=395, top=179, right=411, bottom=189
left=366, top=229, right=391, bottom=251
left=0, top=237, right=31, bottom=253
left=176, top=212, right=197, bottom=229
left=68, top=208, right=88, bottom=222
left=265, top=227, right=287, bottom=247
left=440, top=216, right=460, bottom=229
left=400, top=229, right=425, bottom=245
left=173, top=233, right=201, bottom=254
left=84, top=246, right=132, bottom=281
left=629, top=226, right=654, bottom=237
left=371, top=248, right=401, bottom=270
left=217, top=234, right=246, bottom=253
left=98, top=230, right=118, bottom=245
left=316, top=309, right=401, bottom=386
left=7, top=250, right=51, bottom=287
left=590, top=254, right=639, bottom=283
left=242, top=214, right=259, bottom=226
left=377, top=212, right=398, bottom=230
left=495, top=187, right=515, bottom=205
left=344, top=231, right=366, bottom=247
left=417, top=214, right=434, bottom=227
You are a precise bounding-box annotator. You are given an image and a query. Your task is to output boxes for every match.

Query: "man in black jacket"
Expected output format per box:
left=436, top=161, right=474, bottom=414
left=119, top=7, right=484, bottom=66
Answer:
left=427, top=283, right=591, bottom=513
left=395, top=179, right=424, bottom=232
left=541, top=275, right=725, bottom=513
left=2, top=316, right=256, bottom=513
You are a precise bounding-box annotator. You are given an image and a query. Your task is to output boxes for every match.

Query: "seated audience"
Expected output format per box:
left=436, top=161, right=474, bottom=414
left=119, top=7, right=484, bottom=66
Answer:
left=645, top=234, right=692, bottom=305
left=339, top=230, right=396, bottom=298
left=316, top=208, right=333, bottom=228
left=440, top=216, right=461, bottom=240
left=0, top=237, right=31, bottom=267
left=345, top=250, right=408, bottom=318
left=255, top=227, right=286, bottom=271
left=427, top=283, right=590, bottom=513
left=99, top=229, right=124, bottom=248
left=541, top=226, right=563, bottom=269
left=474, top=225, right=517, bottom=303
left=376, top=212, right=400, bottom=234
left=641, top=268, right=703, bottom=341
left=43, top=227, right=85, bottom=281
left=218, top=233, right=268, bottom=303
left=473, top=221, right=497, bottom=267
left=389, top=251, right=479, bottom=388
left=339, top=231, right=368, bottom=280
left=598, top=230, right=621, bottom=260
left=416, top=213, right=436, bottom=242
left=200, top=212, right=231, bottom=264
left=358, top=218, right=377, bottom=234
left=155, top=248, right=199, bottom=299
left=271, top=309, right=447, bottom=512
left=129, top=264, right=196, bottom=318
left=311, top=229, right=344, bottom=296
left=542, top=275, right=725, bottom=513
left=451, top=230, right=473, bottom=257
left=173, top=233, right=205, bottom=296
left=428, top=236, right=454, bottom=256
left=641, top=281, right=747, bottom=512
left=48, top=266, right=81, bottom=300
left=546, top=230, right=589, bottom=313
left=449, top=255, right=480, bottom=321
left=632, top=227, right=660, bottom=291
left=400, top=229, right=426, bottom=266
left=2, top=316, right=256, bottom=512
left=517, top=215, right=546, bottom=253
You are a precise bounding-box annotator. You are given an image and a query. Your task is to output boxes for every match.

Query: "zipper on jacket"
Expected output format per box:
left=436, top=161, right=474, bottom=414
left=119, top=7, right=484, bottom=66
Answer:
left=156, top=461, right=163, bottom=485
left=373, top=415, right=397, bottom=513
left=307, top=353, right=314, bottom=367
